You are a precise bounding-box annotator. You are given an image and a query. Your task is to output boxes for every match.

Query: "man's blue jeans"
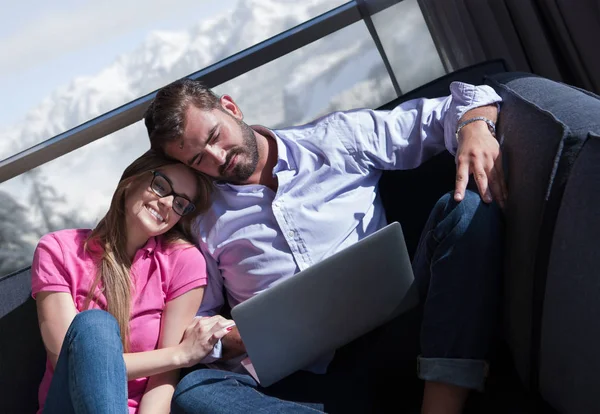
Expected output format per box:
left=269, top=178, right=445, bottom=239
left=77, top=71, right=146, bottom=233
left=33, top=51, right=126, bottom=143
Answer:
left=172, top=189, right=503, bottom=413
left=173, top=370, right=324, bottom=413
left=43, top=310, right=128, bottom=414
left=414, top=190, right=503, bottom=390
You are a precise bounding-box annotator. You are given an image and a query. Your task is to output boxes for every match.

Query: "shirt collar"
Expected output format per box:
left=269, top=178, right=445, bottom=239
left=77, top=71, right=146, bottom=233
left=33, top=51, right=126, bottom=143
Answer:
left=141, top=236, right=158, bottom=255
left=252, top=125, right=295, bottom=173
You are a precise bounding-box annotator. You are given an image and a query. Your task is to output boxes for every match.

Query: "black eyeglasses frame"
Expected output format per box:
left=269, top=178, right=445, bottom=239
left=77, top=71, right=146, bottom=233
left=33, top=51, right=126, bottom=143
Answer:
left=149, top=170, right=196, bottom=216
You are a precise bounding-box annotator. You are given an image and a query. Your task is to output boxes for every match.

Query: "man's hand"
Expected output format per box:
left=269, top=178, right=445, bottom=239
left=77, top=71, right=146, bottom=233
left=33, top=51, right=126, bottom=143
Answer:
left=454, top=109, right=507, bottom=208
left=221, top=326, right=247, bottom=360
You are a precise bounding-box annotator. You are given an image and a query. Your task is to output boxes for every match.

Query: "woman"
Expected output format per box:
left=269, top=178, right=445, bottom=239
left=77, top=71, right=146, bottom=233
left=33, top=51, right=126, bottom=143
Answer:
left=31, top=150, right=234, bottom=414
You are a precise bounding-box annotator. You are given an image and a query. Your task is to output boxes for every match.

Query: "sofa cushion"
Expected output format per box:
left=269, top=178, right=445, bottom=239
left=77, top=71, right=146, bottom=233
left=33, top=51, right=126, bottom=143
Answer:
left=485, top=73, right=600, bottom=389
left=0, top=267, right=45, bottom=414
left=539, top=134, right=600, bottom=413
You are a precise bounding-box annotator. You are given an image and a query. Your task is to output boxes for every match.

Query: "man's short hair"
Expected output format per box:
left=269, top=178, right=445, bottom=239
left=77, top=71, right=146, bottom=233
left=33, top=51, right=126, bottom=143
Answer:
left=144, top=79, right=221, bottom=151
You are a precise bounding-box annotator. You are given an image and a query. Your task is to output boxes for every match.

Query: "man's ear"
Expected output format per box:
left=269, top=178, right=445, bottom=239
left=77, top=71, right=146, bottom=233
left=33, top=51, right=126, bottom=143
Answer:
left=219, top=95, right=243, bottom=120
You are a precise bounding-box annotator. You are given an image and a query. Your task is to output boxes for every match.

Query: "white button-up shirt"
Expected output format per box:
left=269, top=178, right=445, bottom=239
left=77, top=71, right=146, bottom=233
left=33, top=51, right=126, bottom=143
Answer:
left=195, top=82, right=502, bottom=367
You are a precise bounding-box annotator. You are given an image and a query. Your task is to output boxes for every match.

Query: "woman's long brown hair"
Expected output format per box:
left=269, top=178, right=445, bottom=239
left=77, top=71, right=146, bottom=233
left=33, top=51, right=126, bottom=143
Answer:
left=83, top=150, right=212, bottom=352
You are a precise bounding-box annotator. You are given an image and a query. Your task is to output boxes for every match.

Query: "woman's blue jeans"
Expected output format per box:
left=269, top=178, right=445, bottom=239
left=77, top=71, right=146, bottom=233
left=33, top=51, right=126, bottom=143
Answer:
left=42, top=309, right=128, bottom=414
left=172, top=189, right=504, bottom=413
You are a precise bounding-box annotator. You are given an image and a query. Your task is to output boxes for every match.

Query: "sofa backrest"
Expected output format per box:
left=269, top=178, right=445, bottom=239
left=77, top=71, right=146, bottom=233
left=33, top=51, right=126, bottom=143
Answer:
left=0, top=267, right=45, bottom=414
left=485, top=73, right=600, bottom=394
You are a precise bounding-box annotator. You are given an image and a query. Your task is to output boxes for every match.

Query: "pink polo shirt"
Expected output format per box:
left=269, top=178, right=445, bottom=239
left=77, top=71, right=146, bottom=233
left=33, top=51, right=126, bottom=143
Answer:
left=31, top=229, right=207, bottom=414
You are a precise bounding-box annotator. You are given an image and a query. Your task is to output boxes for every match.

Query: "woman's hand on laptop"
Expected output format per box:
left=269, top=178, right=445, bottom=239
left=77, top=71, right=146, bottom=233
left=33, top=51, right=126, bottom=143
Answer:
left=178, top=315, right=236, bottom=367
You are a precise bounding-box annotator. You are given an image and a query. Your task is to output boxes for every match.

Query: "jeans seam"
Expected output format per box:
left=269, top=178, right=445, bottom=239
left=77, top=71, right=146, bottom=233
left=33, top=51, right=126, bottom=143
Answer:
left=263, top=396, right=324, bottom=413
left=67, top=341, right=83, bottom=413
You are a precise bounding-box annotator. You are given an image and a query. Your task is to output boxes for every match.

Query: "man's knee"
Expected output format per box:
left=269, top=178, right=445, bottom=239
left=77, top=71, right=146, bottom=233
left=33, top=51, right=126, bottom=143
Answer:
left=173, top=370, right=221, bottom=414
left=177, top=369, right=257, bottom=390
left=434, top=190, right=502, bottom=231
left=459, top=189, right=501, bottom=217
left=437, top=189, right=498, bottom=215
left=172, top=369, right=258, bottom=414
left=424, top=190, right=504, bottom=275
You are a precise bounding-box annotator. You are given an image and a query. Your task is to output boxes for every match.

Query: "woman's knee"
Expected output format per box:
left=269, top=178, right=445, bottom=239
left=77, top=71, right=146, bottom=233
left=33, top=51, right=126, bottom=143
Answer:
left=66, top=310, right=121, bottom=347
left=70, top=309, right=118, bottom=330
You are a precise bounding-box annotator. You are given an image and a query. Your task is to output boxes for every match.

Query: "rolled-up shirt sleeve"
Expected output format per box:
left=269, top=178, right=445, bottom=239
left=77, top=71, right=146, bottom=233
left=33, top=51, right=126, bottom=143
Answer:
left=165, top=245, right=207, bottom=302
left=443, top=82, right=502, bottom=155
left=31, top=234, right=71, bottom=298
left=334, top=81, right=502, bottom=171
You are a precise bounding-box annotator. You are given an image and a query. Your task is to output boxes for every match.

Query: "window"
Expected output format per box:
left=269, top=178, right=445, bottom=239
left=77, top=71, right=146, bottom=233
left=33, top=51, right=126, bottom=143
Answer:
left=0, top=9, right=395, bottom=277
left=0, top=0, right=348, bottom=160
left=213, top=20, right=397, bottom=128
left=0, top=0, right=449, bottom=277
left=371, top=0, right=446, bottom=93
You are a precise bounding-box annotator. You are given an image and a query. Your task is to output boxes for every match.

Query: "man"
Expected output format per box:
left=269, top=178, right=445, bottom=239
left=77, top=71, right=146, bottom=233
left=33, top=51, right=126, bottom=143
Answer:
left=145, top=78, right=505, bottom=413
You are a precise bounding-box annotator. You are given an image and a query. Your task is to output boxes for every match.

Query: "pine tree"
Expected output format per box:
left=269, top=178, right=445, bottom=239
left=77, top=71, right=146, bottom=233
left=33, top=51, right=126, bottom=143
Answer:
left=0, top=191, right=35, bottom=275
left=0, top=171, right=94, bottom=276
left=24, top=169, right=63, bottom=236
left=24, top=169, right=93, bottom=235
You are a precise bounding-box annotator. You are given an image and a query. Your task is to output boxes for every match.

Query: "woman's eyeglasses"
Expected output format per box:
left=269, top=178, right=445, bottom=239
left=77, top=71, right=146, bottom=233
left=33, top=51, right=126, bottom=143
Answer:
left=150, top=171, right=196, bottom=216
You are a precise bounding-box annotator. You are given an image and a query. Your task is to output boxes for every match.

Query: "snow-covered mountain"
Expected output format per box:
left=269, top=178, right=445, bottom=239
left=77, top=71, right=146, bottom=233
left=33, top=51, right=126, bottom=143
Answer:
left=0, top=0, right=442, bottom=226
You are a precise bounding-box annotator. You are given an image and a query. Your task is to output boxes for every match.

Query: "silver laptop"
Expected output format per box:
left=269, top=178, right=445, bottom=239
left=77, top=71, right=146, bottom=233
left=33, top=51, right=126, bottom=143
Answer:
left=230, top=221, right=417, bottom=387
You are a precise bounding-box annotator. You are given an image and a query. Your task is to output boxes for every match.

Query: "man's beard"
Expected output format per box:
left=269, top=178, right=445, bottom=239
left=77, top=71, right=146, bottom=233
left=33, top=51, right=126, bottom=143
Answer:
left=218, top=119, right=259, bottom=184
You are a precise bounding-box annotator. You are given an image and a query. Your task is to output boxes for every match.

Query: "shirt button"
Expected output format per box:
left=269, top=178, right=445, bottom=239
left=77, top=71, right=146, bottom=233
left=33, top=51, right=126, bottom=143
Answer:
left=288, top=231, right=295, bottom=238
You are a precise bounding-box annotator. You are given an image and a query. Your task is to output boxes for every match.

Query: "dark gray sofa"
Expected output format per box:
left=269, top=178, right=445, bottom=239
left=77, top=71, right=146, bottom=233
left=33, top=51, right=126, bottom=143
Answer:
left=2, top=61, right=599, bottom=413
left=538, top=134, right=600, bottom=413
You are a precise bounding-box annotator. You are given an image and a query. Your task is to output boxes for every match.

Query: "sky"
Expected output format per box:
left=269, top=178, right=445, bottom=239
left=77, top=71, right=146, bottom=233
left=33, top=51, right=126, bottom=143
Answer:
left=0, top=0, right=235, bottom=127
